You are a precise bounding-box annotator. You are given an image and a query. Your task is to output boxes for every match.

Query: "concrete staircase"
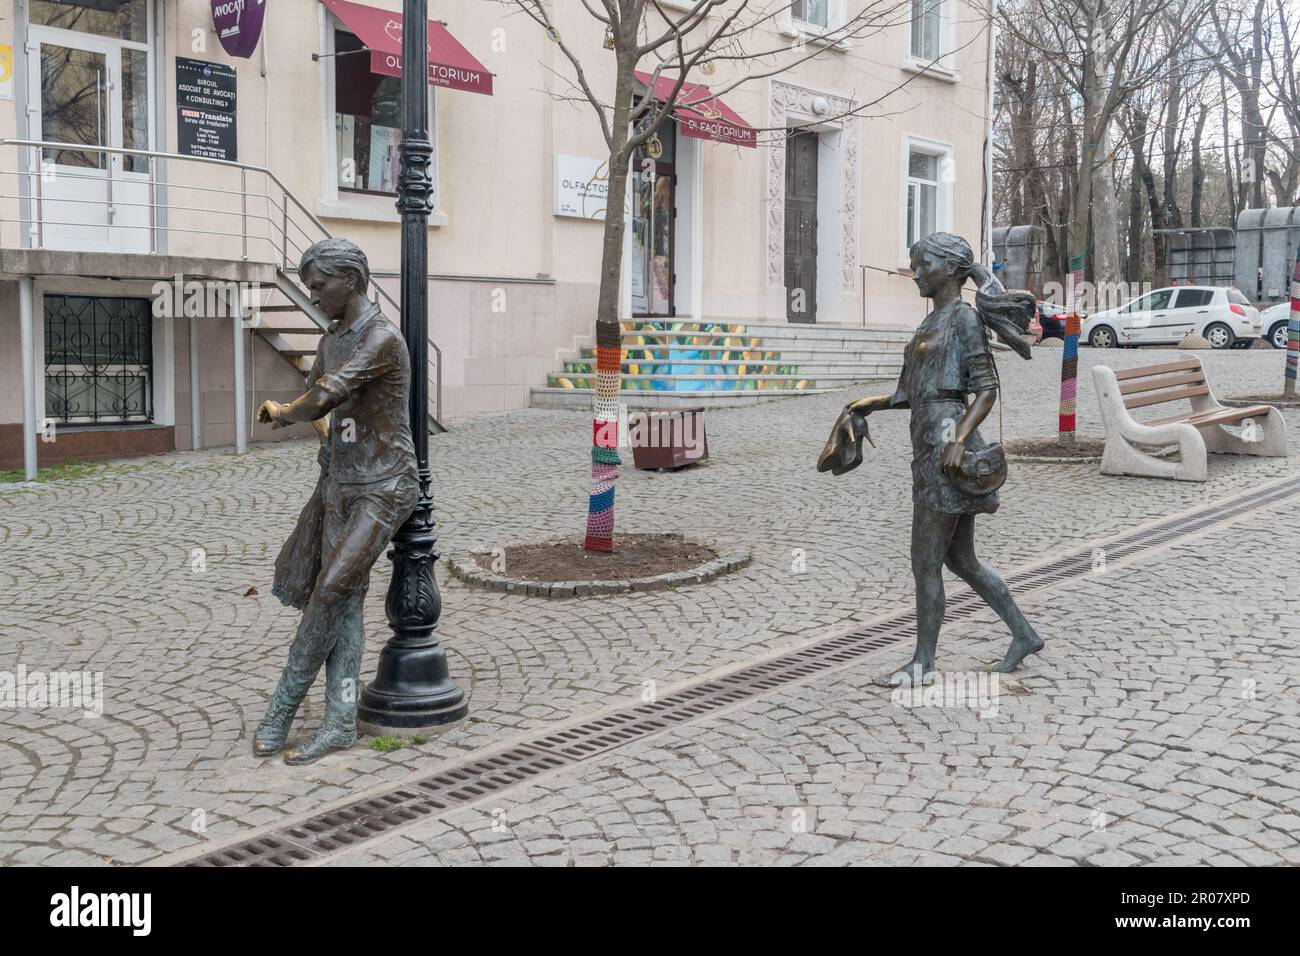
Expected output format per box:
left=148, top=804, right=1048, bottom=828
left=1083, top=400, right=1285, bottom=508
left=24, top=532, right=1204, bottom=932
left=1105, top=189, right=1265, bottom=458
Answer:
left=243, top=270, right=446, bottom=434
left=530, top=320, right=911, bottom=409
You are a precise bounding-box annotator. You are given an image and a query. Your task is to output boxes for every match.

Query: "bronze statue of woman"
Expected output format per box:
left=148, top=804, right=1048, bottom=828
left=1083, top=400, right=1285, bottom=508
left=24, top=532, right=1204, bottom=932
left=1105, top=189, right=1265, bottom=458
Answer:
left=820, top=232, right=1043, bottom=685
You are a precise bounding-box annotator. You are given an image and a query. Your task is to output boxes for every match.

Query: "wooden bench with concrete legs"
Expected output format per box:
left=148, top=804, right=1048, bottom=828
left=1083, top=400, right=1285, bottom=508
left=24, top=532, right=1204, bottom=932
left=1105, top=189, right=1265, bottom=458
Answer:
left=1092, top=356, right=1287, bottom=481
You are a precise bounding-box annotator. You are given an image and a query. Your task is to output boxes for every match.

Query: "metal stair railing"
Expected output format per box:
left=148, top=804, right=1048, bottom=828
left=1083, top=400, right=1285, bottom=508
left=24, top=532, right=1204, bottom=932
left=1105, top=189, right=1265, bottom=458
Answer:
left=0, top=137, right=443, bottom=429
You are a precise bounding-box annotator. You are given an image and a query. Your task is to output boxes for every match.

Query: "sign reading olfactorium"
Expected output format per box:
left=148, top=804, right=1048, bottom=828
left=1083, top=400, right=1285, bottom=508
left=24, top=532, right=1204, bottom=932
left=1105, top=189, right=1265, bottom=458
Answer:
left=176, top=57, right=237, bottom=161
left=554, top=155, right=608, bottom=220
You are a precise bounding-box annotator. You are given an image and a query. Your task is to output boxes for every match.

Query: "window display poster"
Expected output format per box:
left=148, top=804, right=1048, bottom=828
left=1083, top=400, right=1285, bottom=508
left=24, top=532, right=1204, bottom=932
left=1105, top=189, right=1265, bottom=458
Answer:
left=336, top=114, right=357, bottom=188
left=367, top=125, right=401, bottom=194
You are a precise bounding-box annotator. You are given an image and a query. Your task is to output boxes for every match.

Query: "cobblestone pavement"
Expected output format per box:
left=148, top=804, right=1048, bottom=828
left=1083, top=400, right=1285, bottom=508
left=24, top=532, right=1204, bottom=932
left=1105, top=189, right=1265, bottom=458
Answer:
left=1, top=346, right=1297, bottom=865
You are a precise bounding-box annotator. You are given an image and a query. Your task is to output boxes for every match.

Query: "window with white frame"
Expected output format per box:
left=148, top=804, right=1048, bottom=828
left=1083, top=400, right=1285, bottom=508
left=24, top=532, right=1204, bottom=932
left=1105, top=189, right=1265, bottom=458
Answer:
left=321, top=17, right=439, bottom=207
left=793, top=0, right=830, bottom=28
left=903, top=139, right=952, bottom=254
left=907, top=0, right=953, bottom=69
left=333, top=28, right=403, bottom=195
left=783, top=0, right=847, bottom=38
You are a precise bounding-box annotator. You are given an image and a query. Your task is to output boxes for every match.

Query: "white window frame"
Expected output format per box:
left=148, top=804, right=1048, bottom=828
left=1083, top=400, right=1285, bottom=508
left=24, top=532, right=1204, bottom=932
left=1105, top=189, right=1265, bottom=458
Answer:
left=792, top=0, right=831, bottom=29
left=904, top=0, right=958, bottom=78
left=777, top=0, right=850, bottom=49
left=900, top=135, right=954, bottom=263
left=316, top=8, right=445, bottom=225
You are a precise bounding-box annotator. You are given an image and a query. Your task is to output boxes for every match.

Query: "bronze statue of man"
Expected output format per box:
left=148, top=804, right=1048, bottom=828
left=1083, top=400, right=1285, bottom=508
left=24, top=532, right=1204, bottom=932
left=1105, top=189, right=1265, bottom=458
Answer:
left=253, top=237, right=418, bottom=764
left=819, top=232, right=1043, bottom=686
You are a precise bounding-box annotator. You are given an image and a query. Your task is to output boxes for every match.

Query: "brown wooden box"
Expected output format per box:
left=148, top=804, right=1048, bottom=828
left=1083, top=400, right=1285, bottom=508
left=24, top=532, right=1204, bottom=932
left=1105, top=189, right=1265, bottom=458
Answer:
left=629, top=407, right=709, bottom=470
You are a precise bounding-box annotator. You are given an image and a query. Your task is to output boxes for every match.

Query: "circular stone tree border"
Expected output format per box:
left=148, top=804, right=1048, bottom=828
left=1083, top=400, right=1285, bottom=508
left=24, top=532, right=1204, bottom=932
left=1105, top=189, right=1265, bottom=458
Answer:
left=1003, top=437, right=1107, bottom=465
left=445, top=540, right=752, bottom=599
left=1003, top=438, right=1179, bottom=466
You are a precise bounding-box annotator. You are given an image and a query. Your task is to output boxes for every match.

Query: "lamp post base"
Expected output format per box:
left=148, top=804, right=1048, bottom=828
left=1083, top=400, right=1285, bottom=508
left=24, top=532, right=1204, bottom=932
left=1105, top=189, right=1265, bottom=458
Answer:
left=357, top=702, right=467, bottom=734
left=357, top=643, right=468, bottom=729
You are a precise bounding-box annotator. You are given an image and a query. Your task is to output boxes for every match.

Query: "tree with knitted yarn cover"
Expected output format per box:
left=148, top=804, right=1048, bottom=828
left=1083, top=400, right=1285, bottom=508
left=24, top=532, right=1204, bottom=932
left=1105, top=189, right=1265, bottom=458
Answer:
left=510, top=0, right=914, bottom=551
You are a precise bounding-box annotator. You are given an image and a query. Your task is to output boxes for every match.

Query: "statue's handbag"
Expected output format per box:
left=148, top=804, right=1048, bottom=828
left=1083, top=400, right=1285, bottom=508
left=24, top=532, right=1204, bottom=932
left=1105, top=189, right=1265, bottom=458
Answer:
left=954, top=322, right=1008, bottom=497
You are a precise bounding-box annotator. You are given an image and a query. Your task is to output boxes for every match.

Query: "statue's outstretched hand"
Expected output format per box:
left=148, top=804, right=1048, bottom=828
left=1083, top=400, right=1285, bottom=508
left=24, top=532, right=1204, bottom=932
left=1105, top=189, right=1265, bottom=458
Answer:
left=818, top=402, right=875, bottom=475
left=258, top=400, right=288, bottom=429
left=845, top=394, right=886, bottom=417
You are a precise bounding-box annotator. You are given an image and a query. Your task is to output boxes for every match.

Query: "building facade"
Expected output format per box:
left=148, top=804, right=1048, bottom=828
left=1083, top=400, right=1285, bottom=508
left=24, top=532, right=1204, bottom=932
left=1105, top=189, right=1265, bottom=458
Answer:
left=0, top=0, right=992, bottom=472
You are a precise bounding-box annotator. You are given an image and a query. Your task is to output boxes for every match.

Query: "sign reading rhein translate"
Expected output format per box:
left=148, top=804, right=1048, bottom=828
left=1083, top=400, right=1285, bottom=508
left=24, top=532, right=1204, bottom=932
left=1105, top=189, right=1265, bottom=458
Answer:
left=176, top=57, right=237, bottom=161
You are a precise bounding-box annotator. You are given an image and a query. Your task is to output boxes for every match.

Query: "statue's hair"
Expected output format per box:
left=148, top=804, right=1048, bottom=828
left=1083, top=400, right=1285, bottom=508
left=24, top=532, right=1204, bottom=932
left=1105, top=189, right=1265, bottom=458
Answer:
left=910, top=232, right=1035, bottom=360
left=300, top=238, right=370, bottom=294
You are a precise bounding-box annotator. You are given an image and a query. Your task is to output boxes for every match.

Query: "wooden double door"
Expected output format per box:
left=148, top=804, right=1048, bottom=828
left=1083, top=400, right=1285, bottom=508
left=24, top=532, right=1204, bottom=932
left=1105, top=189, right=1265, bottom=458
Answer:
left=784, top=131, right=819, bottom=323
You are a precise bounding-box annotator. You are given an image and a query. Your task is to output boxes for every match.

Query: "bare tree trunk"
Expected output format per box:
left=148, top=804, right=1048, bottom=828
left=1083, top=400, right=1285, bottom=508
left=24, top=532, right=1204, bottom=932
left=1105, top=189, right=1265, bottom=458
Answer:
left=583, top=56, right=635, bottom=552
left=1243, top=88, right=1267, bottom=208
left=1003, top=60, right=1038, bottom=225
left=1190, top=104, right=1208, bottom=226
left=1213, top=1, right=1268, bottom=209
left=1129, top=108, right=1169, bottom=285
left=1220, top=73, right=1239, bottom=223
left=595, top=82, right=633, bottom=325
left=1067, top=66, right=1102, bottom=305
left=1266, top=167, right=1290, bottom=207
left=1091, top=143, right=1123, bottom=284
left=1160, top=60, right=1185, bottom=230
left=1127, top=158, right=1144, bottom=282
left=1058, top=91, right=1078, bottom=284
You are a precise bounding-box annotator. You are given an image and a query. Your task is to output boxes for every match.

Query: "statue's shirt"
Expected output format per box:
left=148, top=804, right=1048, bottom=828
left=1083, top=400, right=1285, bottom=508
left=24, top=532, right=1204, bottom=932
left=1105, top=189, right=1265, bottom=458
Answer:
left=308, top=303, right=418, bottom=485
left=889, top=301, right=1000, bottom=515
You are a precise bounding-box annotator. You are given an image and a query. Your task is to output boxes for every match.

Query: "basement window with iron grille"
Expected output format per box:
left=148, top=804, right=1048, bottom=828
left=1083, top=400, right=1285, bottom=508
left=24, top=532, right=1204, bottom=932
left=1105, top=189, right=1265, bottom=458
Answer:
left=44, top=294, right=154, bottom=425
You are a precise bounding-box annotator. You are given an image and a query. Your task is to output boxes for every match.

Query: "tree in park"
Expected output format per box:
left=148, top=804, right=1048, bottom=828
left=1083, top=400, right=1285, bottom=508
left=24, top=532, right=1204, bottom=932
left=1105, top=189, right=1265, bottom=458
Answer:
left=509, top=0, right=920, bottom=552
left=999, top=0, right=1213, bottom=294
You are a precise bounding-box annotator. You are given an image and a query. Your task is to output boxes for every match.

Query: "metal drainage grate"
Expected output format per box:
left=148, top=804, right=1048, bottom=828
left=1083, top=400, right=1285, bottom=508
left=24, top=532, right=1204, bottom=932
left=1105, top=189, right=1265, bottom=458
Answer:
left=181, top=475, right=1300, bottom=867
left=186, top=747, right=568, bottom=866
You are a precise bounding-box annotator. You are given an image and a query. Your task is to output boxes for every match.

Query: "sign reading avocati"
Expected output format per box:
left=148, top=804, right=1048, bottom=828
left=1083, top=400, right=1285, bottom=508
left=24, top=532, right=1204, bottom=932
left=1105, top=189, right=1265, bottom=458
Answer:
left=211, top=0, right=267, bottom=59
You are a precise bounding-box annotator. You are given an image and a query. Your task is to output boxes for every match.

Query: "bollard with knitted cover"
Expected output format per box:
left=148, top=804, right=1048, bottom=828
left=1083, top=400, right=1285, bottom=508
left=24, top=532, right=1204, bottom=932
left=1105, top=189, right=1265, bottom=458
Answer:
left=1059, top=312, right=1080, bottom=445
left=1285, top=253, right=1300, bottom=400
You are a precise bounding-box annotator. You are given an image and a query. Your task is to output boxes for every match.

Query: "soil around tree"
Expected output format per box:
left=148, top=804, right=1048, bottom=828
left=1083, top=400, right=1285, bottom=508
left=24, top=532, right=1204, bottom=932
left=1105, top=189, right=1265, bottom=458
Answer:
left=1005, top=436, right=1175, bottom=463
left=473, top=533, right=718, bottom=582
left=1004, top=437, right=1108, bottom=460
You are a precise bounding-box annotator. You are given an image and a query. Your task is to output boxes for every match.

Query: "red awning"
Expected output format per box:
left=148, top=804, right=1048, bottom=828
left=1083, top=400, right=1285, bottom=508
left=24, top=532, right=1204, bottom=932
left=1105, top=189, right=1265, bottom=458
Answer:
left=633, top=70, right=755, bottom=148
left=321, top=0, right=493, bottom=96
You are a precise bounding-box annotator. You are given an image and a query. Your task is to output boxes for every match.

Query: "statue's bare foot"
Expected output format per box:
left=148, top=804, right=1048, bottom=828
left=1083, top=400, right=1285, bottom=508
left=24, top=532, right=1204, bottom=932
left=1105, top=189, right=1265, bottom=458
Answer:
left=874, top=660, right=936, bottom=687
left=991, top=633, right=1044, bottom=673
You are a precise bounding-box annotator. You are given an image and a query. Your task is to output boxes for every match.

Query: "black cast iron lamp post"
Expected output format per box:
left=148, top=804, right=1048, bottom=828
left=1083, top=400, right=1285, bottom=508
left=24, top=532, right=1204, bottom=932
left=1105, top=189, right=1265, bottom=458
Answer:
left=357, top=0, right=468, bottom=729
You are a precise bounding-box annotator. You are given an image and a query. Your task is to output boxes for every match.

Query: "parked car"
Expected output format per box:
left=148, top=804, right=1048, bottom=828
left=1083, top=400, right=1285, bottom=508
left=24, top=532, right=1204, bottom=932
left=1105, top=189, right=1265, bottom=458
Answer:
left=1036, top=301, right=1067, bottom=342
left=1259, top=301, right=1294, bottom=350
left=1080, top=286, right=1262, bottom=350
left=1011, top=290, right=1069, bottom=343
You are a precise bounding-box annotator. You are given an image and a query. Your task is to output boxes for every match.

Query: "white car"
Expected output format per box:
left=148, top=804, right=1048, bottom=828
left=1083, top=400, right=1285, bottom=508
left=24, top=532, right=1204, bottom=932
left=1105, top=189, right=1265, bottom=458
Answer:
left=1259, top=301, right=1295, bottom=350
left=1081, top=286, right=1262, bottom=350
